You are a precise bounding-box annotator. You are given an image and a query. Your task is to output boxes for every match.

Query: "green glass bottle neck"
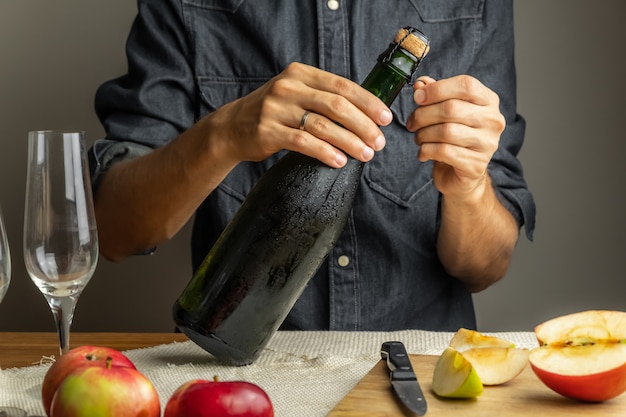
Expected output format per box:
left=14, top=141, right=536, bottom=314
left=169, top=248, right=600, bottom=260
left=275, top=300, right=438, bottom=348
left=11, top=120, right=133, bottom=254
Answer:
left=360, top=45, right=420, bottom=106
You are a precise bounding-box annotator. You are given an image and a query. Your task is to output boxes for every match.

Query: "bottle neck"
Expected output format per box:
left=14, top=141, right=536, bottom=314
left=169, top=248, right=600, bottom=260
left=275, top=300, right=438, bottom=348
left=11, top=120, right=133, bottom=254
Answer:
left=360, top=45, right=420, bottom=106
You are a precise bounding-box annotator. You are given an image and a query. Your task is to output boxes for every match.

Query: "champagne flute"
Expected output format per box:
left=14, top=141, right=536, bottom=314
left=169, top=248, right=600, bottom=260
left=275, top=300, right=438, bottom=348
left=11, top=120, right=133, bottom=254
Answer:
left=0, top=207, right=9, bottom=315
left=0, top=207, right=28, bottom=417
left=23, top=130, right=98, bottom=356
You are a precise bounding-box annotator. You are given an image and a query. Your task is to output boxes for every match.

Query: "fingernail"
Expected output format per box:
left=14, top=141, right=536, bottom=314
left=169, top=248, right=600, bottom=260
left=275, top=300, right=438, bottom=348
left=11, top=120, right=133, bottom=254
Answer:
left=380, top=109, right=393, bottom=125
left=362, top=147, right=374, bottom=160
left=335, top=152, right=348, bottom=166
left=406, top=119, right=413, bottom=132
left=374, top=135, right=385, bottom=151
left=414, top=89, right=426, bottom=104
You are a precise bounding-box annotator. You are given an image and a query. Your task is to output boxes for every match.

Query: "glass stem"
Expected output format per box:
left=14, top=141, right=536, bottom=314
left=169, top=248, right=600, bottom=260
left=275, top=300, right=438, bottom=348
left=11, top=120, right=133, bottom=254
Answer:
left=45, top=295, right=79, bottom=355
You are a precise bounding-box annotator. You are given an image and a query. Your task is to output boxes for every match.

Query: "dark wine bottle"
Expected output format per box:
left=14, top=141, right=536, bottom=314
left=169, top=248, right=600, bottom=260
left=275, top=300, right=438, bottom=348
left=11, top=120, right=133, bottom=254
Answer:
left=173, top=27, right=430, bottom=365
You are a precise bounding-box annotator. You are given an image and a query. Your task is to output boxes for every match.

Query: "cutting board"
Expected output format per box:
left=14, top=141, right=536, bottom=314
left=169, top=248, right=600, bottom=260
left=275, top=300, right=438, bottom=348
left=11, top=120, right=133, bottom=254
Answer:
left=327, top=354, right=626, bottom=416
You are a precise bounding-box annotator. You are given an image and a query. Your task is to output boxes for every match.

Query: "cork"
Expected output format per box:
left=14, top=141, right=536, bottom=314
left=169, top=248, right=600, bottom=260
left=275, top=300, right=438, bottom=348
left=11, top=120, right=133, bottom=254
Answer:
left=394, top=27, right=430, bottom=59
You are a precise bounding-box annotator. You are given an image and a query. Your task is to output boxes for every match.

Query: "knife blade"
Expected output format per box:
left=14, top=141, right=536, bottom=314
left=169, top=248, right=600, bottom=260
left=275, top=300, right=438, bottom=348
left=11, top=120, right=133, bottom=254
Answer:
left=381, top=341, right=427, bottom=416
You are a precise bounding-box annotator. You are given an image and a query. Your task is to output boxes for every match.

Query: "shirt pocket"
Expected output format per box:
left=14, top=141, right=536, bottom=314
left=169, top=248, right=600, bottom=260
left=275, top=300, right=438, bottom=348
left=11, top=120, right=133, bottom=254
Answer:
left=197, top=76, right=267, bottom=114
left=363, top=110, right=435, bottom=208
left=409, top=0, right=484, bottom=22
left=182, top=0, right=246, bottom=13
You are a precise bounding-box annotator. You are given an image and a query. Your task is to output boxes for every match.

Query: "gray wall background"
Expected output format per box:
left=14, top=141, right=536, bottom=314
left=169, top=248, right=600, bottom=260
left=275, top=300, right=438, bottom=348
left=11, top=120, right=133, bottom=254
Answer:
left=0, top=1, right=624, bottom=333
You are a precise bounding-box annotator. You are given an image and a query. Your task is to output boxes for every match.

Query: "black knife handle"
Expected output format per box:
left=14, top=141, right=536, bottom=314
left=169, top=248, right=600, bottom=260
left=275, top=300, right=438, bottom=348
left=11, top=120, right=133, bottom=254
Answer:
left=381, top=341, right=417, bottom=381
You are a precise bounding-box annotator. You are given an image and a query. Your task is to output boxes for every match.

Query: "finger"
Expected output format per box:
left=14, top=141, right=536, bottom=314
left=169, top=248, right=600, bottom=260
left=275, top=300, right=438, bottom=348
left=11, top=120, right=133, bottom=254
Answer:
left=415, top=122, right=484, bottom=152
left=413, top=75, right=497, bottom=107
left=291, top=129, right=351, bottom=168
left=302, top=90, right=387, bottom=150
left=413, top=75, right=436, bottom=89
left=415, top=121, right=497, bottom=179
left=417, top=139, right=490, bottom=180
left=261, top=115, right=350, bottom=168
left=294, top=110, right=378, bottom=162
left=409, top=98, right=489, bottom=132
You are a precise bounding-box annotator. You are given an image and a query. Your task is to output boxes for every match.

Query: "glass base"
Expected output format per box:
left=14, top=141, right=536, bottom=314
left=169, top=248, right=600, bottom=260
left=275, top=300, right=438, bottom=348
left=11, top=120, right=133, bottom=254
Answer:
left=0, top=407, right=27, bottom=417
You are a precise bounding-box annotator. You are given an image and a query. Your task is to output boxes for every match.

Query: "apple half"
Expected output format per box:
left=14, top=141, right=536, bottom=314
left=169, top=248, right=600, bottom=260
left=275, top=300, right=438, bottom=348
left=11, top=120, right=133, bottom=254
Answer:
left=529, top=310, right=626, bottom=402
left=432, top=347, right=483, bottom=398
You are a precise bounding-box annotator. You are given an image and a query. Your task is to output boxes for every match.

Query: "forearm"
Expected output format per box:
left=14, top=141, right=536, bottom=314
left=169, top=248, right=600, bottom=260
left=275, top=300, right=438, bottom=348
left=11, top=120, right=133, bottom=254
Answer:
left=437, top=174, right=519, bottom=292
left=94, top=117, right=237, bottom=261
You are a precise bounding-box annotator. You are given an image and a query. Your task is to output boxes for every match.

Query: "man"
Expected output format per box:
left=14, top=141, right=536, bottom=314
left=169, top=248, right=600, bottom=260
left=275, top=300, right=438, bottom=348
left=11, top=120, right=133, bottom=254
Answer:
left=89, top=0, right=535, bottom=331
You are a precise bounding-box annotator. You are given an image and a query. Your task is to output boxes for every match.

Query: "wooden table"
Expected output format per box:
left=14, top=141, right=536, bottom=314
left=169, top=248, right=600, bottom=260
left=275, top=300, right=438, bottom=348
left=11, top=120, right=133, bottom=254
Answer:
left=0, top=332, right=188, bottom=369
left=3, top=330, right=623, bottom=416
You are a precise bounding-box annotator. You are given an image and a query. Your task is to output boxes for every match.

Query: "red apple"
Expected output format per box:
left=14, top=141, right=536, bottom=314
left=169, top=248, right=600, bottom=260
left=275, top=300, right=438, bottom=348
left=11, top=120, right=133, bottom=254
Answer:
left=42, top=345, right=136, bottom=416
left=529, top=310, right=626, bottom=402
left=164, top=378, right=274, bottom=417
left=49, top=358, right=160, bottom=417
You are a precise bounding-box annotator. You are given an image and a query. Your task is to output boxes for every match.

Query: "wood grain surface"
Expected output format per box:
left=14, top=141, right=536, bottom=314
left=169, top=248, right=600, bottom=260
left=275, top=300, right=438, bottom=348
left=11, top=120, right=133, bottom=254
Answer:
left=327, top=354, right=626, bottom=416
left=0, top=332, right=188, bottom=368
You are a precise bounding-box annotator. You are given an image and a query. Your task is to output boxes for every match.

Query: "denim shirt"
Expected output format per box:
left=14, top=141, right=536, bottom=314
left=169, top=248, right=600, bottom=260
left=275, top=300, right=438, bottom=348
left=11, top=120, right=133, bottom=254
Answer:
left=90, top=0, right=535, bottom=331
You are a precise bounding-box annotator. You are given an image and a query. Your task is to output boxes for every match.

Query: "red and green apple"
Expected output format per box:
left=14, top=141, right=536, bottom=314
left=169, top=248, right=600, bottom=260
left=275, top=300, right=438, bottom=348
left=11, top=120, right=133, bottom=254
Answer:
left=41, top=345, right=136, bottom=416
left=49, top=358, right=160, bottom=417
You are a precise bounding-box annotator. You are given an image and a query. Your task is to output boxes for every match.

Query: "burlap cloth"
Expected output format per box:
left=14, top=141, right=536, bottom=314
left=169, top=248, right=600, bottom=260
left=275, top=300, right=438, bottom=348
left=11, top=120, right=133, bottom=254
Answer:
left=0, top=330, right=538, bottom=416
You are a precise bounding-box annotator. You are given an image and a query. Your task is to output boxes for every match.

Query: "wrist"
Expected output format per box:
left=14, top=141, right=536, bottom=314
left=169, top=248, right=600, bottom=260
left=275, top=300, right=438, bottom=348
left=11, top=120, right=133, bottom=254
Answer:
left=194, top=110, right=241, bottom=173
left=443, top=171, right=492, bottom=210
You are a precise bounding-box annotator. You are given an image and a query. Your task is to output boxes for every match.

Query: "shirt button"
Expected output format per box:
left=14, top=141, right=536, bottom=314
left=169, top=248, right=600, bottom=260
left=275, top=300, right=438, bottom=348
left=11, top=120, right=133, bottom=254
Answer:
left=338, top=255, right=350, bottom=267
left=327, top=0, right=339, bottom=11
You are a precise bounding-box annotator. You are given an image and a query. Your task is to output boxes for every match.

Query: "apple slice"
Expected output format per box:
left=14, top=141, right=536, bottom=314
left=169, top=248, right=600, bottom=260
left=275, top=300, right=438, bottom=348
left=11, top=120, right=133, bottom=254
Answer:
left=529, top=310, right=626, bottom=402
left=448, top=328, right=528, bottom=385
left=432, top=347, right=483, bottom=398
left=449, top=328, right=515, bottom=351
left=462, top=347, right=529, bottom=385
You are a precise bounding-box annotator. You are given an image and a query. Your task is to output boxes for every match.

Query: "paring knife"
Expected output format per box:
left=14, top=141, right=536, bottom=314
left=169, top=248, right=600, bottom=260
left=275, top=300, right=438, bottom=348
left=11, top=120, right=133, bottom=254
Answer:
left=381, top=341, right=427, bottom=416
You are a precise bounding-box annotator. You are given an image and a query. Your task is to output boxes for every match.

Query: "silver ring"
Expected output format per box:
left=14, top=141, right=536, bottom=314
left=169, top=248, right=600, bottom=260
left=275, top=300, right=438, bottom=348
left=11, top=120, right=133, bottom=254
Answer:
left=299, top=111, right=310, bottom=131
